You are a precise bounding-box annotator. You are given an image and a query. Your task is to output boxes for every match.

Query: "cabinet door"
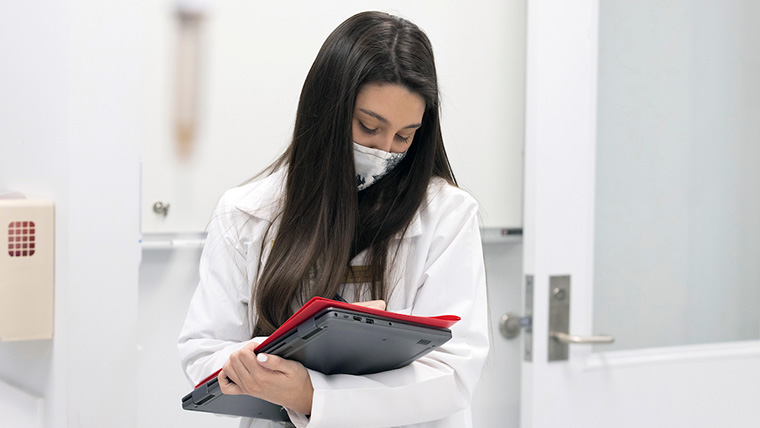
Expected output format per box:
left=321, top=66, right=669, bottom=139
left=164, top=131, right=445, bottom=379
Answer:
left=140, top=0, right=525, bottom=234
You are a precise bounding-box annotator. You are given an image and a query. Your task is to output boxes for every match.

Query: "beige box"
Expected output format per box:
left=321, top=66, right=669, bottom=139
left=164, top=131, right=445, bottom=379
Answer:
left=0, top=199, right=55, bottom=341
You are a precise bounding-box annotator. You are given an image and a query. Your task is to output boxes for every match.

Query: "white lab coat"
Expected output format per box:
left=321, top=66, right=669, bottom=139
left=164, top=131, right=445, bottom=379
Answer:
left=178, top=169, right=490, bottom=428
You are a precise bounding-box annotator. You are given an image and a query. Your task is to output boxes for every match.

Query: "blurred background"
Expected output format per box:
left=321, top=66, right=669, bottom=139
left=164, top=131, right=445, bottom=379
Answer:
left=1, top=0, right=758, bottom=427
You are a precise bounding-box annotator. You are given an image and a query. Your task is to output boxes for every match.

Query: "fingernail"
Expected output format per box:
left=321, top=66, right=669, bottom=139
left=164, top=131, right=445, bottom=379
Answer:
left=257, top=353, right=268, bottom=363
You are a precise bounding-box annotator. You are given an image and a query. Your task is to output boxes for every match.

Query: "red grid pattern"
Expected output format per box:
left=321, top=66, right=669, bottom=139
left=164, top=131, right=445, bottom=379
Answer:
left=8, top=221, right=36, bottom=257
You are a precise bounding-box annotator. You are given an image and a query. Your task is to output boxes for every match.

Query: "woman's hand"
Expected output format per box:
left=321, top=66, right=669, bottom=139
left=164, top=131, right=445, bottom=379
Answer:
left=352, top=300, right=386, bottom=310
left=216, top=300, right=384, bottom=415
left=219, top=342, right=314, bottom=415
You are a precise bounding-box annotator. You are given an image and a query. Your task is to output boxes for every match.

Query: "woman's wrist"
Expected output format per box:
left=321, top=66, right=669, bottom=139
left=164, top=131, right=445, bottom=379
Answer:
left=290, top=378, right=314, bottom=415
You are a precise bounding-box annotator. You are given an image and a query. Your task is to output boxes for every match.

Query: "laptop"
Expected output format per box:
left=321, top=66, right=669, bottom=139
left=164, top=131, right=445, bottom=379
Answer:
left=182, top=297, right=460, bottom=421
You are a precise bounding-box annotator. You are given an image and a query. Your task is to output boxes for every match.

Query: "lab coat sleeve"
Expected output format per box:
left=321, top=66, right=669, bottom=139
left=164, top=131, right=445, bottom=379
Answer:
left=177, top=192, right=261, bottom=385
left=297, top=189, right=490, bottom=427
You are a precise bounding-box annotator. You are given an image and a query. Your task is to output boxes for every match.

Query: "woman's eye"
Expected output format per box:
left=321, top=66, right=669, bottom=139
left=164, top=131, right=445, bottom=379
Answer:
left=395, top=134, right=411, bottom=144
left=359, top=122, right=378, bottom=135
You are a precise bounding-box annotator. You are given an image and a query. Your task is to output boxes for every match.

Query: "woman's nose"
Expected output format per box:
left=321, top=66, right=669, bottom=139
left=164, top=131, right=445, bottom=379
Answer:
left=367, top=135, right=393, bottom=153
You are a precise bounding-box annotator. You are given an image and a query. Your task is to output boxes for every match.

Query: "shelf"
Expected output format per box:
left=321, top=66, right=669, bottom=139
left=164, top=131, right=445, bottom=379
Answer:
left=141, top=228, right=523, bottom=251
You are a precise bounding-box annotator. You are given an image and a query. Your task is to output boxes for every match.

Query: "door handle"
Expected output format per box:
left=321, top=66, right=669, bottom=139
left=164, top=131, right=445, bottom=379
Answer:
left=550, top=331, right=614, bottom=344
left=499, top=312, right=532, bottom=339
left=548, top=275, right=616, bottom=361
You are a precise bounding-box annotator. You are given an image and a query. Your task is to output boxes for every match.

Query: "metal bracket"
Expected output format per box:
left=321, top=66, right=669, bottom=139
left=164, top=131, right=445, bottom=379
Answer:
left=548, top=275, right=571, bottom=362
left=524, top=275, right=534, bottom=362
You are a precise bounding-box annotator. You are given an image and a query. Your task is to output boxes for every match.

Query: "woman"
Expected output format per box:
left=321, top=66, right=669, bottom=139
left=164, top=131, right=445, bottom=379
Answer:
left=178, top=11, right=489, bottom=428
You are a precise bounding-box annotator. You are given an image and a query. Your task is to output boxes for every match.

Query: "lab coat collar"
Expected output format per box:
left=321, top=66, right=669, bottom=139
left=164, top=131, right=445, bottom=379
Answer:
left=233, top=168, right=286, bottom=222
left=233, top=168, right=422, bottom=239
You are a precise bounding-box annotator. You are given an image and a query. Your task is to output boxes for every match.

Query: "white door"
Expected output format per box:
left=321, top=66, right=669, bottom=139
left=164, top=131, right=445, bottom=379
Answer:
left=521, top=1, right=760, bottom=427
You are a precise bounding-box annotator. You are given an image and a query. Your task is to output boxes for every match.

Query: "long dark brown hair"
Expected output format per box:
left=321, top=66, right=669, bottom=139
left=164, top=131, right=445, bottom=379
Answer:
left=252, top=11, right=456, bottom=336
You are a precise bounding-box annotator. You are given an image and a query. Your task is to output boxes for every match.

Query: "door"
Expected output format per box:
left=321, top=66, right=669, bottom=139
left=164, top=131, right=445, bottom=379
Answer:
left=521, top=1, right=760, bottom=427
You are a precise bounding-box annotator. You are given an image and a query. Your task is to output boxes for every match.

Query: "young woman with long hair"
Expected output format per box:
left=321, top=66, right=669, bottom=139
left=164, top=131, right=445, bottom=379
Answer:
left=179, top=11, right=489, bottom=428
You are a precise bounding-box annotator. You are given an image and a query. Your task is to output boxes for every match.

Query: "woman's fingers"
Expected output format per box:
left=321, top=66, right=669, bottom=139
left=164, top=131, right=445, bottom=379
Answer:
left=215, top=342, right=314, bottom=411
left=214, top=344, right=314, bottom=414
left=229, top=347, right=256, bottom=378
left=353, top=299, right=386, bottom=310
left=254, top=353, right=314, bottom=415
left=255, top=352, right=299, bottom=374
left=219, top=343, right=261, bottom=395
left=218, top=366, right=243, bottom=395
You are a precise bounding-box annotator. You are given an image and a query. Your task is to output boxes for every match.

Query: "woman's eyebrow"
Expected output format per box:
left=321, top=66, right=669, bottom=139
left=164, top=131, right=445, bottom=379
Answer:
left=359, top=108, right=422, bottom=130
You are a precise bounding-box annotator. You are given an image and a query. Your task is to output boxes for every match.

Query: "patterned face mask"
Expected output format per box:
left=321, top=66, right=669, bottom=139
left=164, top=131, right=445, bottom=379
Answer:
left=353, top=142, right=407, bottom=191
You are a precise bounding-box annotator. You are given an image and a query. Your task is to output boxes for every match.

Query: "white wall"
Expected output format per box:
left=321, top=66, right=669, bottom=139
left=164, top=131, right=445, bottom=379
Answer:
left=471, top=242, right=523, bottom=428
left=0, top=380, right=43, bottom=427
left=0, top=1, right=141, bottom=426
left=0, top=1, right=67, bottom=424
left=137, top=248, right=236, bottom=427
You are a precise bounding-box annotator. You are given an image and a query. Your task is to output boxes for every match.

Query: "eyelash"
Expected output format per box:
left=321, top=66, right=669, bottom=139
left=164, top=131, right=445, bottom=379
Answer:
left=359, top=122, right=411, bottom=144
left=359, top=122, right=378, bottom=135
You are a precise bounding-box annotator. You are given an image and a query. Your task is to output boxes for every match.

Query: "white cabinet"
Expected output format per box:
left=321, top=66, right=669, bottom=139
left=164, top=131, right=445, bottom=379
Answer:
left=140, top=0, right=525, bottom=234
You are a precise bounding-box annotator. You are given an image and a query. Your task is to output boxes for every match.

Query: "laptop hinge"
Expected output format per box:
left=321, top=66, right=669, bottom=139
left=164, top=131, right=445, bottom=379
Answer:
left=296, top=315, right=319, bottom=339
left=191, top=383, right=215, bottom=406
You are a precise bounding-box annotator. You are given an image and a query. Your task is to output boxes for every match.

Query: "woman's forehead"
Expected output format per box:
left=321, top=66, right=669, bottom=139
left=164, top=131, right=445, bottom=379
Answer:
left=355, top=83, right=425, bottom=126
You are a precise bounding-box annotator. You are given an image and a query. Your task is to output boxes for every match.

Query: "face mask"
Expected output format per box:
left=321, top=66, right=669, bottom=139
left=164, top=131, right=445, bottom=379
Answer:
left=353, top=142, right=407, bottom=191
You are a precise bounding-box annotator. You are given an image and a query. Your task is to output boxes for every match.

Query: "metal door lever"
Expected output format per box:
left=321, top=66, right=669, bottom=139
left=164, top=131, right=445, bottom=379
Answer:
left=548, top=275, right=616, bottom=361
left=499, top=312, right=532, bottom=339
left=550, top=331, right=614, bottom=344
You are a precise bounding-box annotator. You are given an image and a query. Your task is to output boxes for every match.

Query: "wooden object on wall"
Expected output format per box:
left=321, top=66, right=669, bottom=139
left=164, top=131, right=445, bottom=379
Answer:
left=174, top=4, right=207, bottom=160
